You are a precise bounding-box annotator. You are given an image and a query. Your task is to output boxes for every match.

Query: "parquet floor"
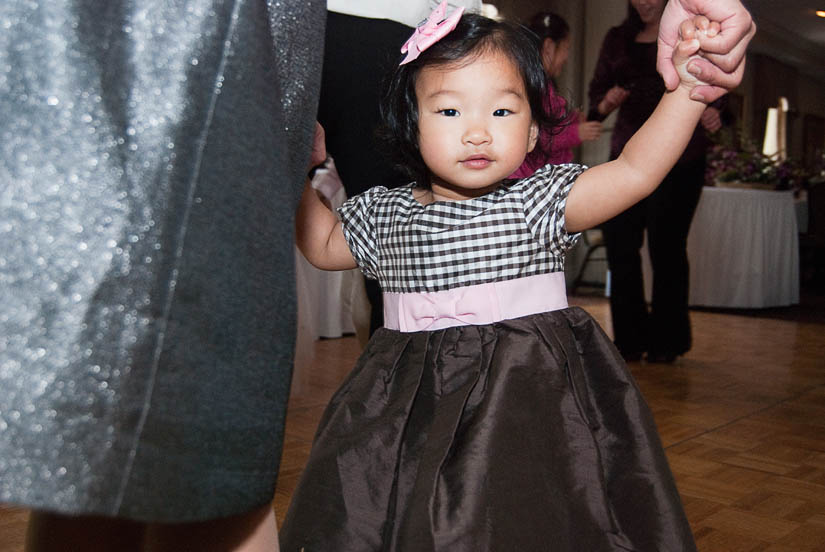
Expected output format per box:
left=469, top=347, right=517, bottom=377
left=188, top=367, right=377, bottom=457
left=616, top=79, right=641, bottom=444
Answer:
left=1, top=294, right=823, bottom=551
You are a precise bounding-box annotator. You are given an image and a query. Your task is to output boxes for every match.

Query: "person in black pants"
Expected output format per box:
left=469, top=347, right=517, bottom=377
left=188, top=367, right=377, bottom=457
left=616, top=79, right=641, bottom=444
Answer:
left=318, top=11, right=412, bottom=335
left=600, top=159, right=706, bottom=362
left=588, top=0, right=726, bottom=362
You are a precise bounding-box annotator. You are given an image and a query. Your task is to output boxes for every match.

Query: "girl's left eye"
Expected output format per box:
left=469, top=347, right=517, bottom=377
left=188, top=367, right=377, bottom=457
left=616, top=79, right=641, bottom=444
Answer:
left=493, top=109, right=513, bottom=117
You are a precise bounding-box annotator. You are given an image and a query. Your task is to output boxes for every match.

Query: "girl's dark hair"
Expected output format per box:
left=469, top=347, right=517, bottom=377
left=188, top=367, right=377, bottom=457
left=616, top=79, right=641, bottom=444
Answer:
left=527, top=11, right=570, bottom=44
left=378, top=12, right=563, bottom=188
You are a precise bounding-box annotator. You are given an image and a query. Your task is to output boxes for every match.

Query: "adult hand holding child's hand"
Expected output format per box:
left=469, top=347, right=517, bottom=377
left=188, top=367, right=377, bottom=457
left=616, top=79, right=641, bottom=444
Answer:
left=672, top=16, right=719, bottom=97
left=657, top=0, right=755, bottom=102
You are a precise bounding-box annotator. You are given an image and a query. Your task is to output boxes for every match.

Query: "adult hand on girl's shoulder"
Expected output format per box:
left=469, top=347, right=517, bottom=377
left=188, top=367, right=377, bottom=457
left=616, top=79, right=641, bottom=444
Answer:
left=657, top=0, right=755, bottom=102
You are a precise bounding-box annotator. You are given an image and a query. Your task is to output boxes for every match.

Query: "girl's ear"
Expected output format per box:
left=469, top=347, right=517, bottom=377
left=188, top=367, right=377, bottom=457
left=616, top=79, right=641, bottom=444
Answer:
left=527, top=121, right=539, bottom=153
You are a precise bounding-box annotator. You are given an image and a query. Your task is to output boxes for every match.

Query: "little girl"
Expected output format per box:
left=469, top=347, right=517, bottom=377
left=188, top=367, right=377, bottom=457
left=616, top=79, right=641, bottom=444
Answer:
left=283, top=6, right=717, bottom=551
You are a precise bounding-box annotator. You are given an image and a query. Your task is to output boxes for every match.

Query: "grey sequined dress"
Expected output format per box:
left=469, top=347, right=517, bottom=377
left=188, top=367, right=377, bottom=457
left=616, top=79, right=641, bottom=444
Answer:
left=0, top=0, right=324, bottom=522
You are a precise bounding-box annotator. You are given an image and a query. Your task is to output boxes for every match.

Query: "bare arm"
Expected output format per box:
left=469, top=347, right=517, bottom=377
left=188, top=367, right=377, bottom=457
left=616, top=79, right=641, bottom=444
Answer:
left=565, top=25, right=708, bottom=232
left=295, top=123, right=357, bottom=270
left=295, top=179, right=357, bottom=270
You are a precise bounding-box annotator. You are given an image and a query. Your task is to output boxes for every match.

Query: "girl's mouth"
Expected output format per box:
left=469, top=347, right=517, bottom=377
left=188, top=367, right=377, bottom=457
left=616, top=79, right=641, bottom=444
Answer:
left=461, top=155, right=492, bottom=169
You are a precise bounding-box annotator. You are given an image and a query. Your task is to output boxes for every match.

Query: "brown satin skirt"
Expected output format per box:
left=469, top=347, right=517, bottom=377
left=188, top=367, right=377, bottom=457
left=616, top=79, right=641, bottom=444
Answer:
left=279, top=307, right=696, bottom=551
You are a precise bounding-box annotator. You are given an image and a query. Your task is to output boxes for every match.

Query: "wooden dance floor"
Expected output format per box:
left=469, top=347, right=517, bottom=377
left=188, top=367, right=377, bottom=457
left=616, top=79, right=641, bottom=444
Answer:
left=1, top=294, right=824, bottom=551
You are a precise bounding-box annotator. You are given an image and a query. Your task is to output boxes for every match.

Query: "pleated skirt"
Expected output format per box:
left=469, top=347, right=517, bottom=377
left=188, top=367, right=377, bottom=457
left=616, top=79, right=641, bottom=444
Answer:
left=279, top=307, right=696, bottom=551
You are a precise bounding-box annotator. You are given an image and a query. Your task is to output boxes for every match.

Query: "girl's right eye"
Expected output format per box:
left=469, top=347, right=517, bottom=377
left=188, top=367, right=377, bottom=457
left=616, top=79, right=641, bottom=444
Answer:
left=437, top=109, right=459, bottom=117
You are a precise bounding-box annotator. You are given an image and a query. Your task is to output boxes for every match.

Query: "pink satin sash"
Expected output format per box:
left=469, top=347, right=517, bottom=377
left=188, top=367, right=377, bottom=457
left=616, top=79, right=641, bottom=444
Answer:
left=383, top=272, right=568, bottom=332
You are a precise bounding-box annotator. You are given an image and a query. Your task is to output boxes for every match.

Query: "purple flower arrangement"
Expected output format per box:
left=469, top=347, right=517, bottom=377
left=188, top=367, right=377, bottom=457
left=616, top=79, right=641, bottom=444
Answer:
left=705, top=129, right=815, bottom=192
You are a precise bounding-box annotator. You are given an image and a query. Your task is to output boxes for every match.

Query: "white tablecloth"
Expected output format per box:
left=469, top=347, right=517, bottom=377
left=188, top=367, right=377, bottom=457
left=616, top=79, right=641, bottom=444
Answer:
left=643, top=186, right=799, bottom=308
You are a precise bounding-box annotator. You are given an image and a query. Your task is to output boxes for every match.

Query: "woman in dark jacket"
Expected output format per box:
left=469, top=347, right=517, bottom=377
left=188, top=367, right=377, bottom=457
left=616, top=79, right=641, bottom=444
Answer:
left=588, top=0, right=725, bottom=362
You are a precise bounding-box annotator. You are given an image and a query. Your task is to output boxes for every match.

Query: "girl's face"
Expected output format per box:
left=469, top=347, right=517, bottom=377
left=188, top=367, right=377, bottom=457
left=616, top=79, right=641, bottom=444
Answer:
left=542, top=36, right=571, bottom=78
left=630, top=0, right=665, bottom=25
left=415, top=51, right=538, bottom=201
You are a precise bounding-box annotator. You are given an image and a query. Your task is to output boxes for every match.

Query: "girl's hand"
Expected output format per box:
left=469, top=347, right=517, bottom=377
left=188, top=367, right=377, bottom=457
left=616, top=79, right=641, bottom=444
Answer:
left=309, top=121, right=327, bottom=172
left=673, top=17, right=717, bottom=99
left=598, top=86, right=630, bottom=117
left=578, top=120, right=603, bottom=142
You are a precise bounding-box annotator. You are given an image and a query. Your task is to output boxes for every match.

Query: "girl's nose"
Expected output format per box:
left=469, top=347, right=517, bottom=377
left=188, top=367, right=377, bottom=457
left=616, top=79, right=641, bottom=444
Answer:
left=462, top=123, right=491, bottom=146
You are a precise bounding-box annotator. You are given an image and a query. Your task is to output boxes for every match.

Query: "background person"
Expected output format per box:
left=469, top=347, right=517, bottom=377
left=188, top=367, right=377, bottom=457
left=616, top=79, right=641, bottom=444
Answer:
left=511, top=11, right=602, bottom=178
left=587, top=0, right=728, bottom=363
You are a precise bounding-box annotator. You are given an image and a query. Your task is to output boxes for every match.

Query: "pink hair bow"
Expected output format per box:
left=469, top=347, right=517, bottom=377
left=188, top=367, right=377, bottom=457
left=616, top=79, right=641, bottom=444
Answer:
left=400, top=1, right=465, bottom=65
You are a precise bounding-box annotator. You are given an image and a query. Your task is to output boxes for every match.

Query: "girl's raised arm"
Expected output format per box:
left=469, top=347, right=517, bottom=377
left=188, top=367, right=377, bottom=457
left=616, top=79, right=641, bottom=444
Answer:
left=295, top=123, right=357, bottom=271
left=564, top=20, right=713, bottom=233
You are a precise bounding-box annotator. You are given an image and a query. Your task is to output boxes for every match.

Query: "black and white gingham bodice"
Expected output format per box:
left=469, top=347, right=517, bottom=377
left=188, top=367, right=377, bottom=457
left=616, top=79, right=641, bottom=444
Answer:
left=338, top=163, right=585, bottom=293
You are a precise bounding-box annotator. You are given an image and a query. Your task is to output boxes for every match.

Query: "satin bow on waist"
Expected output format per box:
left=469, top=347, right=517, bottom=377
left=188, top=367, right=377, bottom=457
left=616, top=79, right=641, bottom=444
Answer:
left=383, top=272, right=568, bottom=332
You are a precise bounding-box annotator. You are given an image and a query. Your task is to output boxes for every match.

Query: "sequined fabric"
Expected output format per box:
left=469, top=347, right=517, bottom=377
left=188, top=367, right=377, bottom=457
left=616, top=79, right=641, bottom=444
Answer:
left=0, top=0, right=324, bottom=522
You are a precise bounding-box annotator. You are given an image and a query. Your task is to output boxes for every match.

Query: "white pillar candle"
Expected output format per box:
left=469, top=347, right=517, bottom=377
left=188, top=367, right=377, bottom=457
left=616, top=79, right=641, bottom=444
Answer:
left=763, top=107, right=778, bottom=158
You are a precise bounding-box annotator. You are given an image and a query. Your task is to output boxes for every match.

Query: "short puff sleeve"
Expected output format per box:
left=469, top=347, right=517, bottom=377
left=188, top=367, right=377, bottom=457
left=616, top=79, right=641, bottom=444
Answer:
left=520, top=163, right=585, bottom=256
left=336, top=186, right=387, bottom=280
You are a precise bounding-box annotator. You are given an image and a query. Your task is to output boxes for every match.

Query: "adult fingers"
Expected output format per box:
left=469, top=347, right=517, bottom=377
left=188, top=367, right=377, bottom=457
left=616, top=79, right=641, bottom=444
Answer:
left=698, top=20, right=756, bottom=73
left=689, top=84, right=727, bottom=103
left=701, top=9, right=754, bottom=54
left=701, top=108, right=722, bottom=132
left=687, top=51, right=746, bottom=93
left=309, top=121, right=327, bottom=168
left=584, top=122, right=602, bottom=140
left=704, top=118, right=722, bottom=133
left=612, top=87, right=631, bottom=102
